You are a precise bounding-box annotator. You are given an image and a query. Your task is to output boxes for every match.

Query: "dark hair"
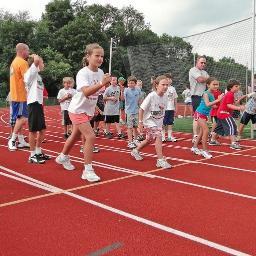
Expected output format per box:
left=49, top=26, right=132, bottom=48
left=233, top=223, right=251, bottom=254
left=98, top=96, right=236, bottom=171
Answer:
left=226, top=79, right=240, bottom=91
left=196, top=55, right=206, bottom=62
left=127, top=75, right=137, bottom=83
left=206, top=77, right=218, bottom=85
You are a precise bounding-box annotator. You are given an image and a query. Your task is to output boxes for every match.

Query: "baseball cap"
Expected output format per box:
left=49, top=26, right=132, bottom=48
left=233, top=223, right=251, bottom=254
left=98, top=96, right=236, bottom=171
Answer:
left=118, top=77, right=126, bottom=82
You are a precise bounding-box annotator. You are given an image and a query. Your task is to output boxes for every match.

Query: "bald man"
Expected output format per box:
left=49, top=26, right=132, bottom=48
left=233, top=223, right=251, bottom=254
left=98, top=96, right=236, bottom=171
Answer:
left=8, top=43, right=30, bottom=151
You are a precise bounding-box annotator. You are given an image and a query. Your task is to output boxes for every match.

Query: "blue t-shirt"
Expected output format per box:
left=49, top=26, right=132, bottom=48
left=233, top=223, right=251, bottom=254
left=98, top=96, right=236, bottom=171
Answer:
left=124, top=87, right=141, bottom=114
left=196, top=91, right=215, bottom=116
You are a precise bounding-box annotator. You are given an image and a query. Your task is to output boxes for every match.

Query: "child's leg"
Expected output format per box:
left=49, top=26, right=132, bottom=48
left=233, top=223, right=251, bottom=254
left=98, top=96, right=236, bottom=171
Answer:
left=127, top=127, right=133, bottom=143
left=29, top=131, right=37, bottom=154
left=167, top=124, right=173, bottom=138
left=198, top=119, right=209, bottom=151
left=155, top=136, right=164, bottom=159
left=238, top=123, right=245, bottom=136
left=79, top=122, right=96, bottom=165
left=193, top=124, right=203, bottom=148
left=61, top=125, right=81, bottom=155
left=133, top=127, right=138, bottom=140
left=184, top=104, right=187, bottom=117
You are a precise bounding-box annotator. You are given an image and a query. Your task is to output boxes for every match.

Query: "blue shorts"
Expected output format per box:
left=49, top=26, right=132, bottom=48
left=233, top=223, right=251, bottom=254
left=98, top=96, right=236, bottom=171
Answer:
left=163, top=110, right=174, bottom=126
left=10, top=102, right=28, bottom=124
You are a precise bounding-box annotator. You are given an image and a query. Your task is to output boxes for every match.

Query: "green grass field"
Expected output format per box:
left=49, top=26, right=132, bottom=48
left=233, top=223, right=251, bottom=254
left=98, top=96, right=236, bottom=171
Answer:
left=173, top=116, right=256, bottom=139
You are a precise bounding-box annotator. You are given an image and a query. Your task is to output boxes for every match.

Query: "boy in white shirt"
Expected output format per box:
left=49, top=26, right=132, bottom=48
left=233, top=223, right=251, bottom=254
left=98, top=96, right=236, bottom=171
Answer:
left=57, top=77, right=76, bottom=139
left=24, top=55, right=49, bottom=164
left=162, top=73, right=178, bottom=142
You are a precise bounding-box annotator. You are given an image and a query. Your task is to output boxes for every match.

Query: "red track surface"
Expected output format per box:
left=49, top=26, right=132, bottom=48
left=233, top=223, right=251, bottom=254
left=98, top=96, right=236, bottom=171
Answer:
left=0, top=105, right=256, bottom=256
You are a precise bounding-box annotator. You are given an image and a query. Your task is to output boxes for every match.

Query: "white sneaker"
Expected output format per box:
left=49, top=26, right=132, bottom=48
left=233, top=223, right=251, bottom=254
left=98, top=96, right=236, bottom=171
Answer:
left=131, top=149, right=143, bottom=160
left=17, top=140, right=30, bottom=148
left=80, top=146, right=83, bottom=153
left=230, top=143, right=242, bottom=150
left=8, top=139, right=17, bottom=151
left=133, top=139, right=140, bottom=146
left=127, top=141, right=136, bottom=149
left=201, top=150, right=213, bottom=159
left=156, top=158, right=172, bottom=169
left=167, top=136, right=177, bottom=142
left=55, top=154, right=75, bottom=171
left=81, top=169, right=101, bottom=182
left=191, top=147, right=201, bottom=155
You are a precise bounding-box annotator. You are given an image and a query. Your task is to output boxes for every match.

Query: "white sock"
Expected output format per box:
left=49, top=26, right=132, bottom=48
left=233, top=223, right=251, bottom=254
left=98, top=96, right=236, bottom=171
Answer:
left=162, top=130, right=165, bottom=139
left=168, top=130, right=172, bottom=138
left=35, top=147, right=42, bottom=154
left=11, top=133, right=18, bottom=141
left=84, top=164, right=93, bottom=171
left=18, top=134, right=24, bottom=143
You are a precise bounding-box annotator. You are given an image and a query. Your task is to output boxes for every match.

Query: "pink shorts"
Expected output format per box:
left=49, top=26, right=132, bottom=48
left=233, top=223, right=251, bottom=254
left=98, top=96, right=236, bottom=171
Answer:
left=68, top=112, right=92, bottom=125
left=194, top=111, right=208, bottom=121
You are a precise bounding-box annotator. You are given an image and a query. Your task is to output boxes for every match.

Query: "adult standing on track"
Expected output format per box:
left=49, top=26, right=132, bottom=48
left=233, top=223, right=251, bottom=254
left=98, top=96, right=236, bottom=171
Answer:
left=189, top=56, right=209, bottom=142
left=8, top=43, right=30, bottom=151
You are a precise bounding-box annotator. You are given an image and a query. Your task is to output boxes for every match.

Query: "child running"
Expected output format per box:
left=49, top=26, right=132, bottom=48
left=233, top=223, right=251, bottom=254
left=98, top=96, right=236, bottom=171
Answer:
left=55, top=43, right=111, bottom=182
left=131, top=75, right=172, bottom=169
left=211, top=79, right=245, bottom=150
left=191, top=77, right=223, bottom=159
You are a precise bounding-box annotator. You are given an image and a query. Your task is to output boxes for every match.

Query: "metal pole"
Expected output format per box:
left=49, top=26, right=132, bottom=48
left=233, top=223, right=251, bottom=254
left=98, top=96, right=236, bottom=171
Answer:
left=109, top=38, right=113, bottom=74
left=251, top=0, right=256, bottom=138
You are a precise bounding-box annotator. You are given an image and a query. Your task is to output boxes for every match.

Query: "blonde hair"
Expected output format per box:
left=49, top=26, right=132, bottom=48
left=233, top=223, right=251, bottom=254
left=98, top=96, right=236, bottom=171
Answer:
left=63, top=77, right=75, bottom=86
left=82, top=43, right=103, bottom=67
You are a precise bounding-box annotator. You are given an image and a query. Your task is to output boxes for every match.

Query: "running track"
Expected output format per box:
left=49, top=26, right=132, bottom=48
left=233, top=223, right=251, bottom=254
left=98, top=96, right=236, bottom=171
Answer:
left=0, top=106, right=256, bottom=256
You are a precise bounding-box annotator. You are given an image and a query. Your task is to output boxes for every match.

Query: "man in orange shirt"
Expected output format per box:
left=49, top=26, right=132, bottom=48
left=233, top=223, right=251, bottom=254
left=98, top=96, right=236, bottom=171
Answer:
left=8, top=43, right=30, bottom=151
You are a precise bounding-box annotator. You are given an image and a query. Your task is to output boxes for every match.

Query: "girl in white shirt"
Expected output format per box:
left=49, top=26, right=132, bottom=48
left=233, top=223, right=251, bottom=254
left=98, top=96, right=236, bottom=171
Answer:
left=56, top=43, right=111, bottom=182
left=131, top=75, right=172, bottom=169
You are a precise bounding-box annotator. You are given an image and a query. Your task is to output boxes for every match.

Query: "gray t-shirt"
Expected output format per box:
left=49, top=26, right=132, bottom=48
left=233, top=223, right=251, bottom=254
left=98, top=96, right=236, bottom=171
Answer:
left=103, top=85, right=120, bottom=115
left=189, top=67, right=209, bottom=96
left=245, top=96, right=256, bottom=114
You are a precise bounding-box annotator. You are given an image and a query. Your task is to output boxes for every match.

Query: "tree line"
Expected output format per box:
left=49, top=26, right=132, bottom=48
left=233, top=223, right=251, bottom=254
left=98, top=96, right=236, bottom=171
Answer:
left=0, top=0, right=249, bottom=98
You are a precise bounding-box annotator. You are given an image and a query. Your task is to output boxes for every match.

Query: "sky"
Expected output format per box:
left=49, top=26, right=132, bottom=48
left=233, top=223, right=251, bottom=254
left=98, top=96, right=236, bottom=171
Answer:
left=0, top=0, right=253, bottom=37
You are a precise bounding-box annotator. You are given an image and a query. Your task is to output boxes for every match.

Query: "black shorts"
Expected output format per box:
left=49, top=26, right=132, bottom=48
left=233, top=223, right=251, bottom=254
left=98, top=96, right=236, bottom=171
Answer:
left=232, top=109, right=241, bottom=119
left=163, top=110, right=174, bottom=125
left=28, top=102, right=46, bottom=132
left=62, top=110, right=72, bottom=126
left=240, top=112, right=256, bottom=125
left=105, top=115, right=120, bottom=123
left=191, top=95, right=202, bottom=112
left=214, top=117, right=237, bottom=136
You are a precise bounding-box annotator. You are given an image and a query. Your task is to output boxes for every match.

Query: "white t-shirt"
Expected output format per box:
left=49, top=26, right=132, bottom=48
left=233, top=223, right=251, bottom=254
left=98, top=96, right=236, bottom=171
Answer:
left=189, top=67, right=209, bottom=96
left=24, top=64, right=44, bottom=105
left=68, top=67, right=104, bottom=116
left=57, top=88, right=76, bottom=111
left=165, top=86, right=178, bottom=110
left=182, top=88, right=192, bottom=103
left=140, top=91, right=167, bottom=128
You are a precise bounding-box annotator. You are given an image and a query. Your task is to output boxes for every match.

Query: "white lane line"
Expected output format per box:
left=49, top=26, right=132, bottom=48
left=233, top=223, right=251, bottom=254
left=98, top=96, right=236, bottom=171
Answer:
left=0, top=164, right=250, bottom=256
left=2, top=144, right=254, bottom=201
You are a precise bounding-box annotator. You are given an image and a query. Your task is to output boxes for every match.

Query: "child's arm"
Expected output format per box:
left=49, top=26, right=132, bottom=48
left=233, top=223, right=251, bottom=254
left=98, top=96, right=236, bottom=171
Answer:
left=203, top=93, right=224, bottom=107
left=81, top=73, right=111, bottom=97
left=227, top=104, right=245, bottom=111
left=138, top=108, right=144, bottom=133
